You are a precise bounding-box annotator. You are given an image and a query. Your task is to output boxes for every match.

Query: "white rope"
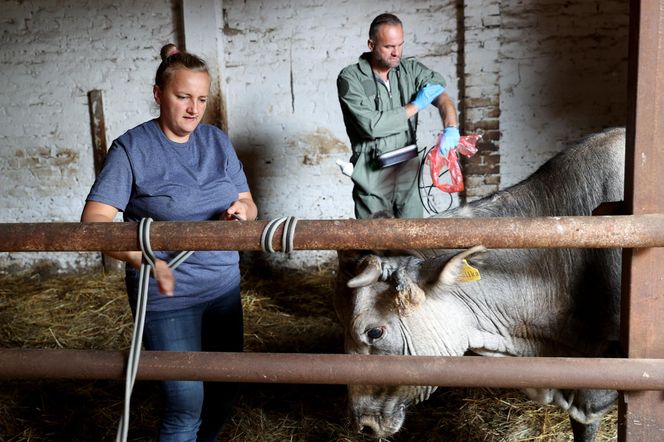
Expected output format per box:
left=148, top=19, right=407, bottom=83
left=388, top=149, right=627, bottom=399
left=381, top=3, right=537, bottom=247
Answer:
left=117, top=215, right=294, bottom=440
left=116, top=218, right=191, bottom=442
left=260, top=216, right=298, bottom=253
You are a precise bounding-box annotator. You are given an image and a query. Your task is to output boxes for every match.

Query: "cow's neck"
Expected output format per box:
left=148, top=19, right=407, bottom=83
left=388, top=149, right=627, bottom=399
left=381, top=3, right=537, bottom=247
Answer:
left=402, top=295, right=475, bottom=357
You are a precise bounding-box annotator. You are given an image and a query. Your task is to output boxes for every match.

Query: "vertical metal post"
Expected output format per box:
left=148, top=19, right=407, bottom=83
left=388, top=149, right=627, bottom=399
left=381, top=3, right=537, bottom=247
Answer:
left=620, top=0, right=664, bottom=440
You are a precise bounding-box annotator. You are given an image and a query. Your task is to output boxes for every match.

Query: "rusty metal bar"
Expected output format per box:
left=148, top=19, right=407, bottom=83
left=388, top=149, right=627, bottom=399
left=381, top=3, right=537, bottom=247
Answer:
left=1, top=214, right=663, bottom=252
left=620, top=0, right=664, bottom=439
left=1, top=349, right=664, bottom=390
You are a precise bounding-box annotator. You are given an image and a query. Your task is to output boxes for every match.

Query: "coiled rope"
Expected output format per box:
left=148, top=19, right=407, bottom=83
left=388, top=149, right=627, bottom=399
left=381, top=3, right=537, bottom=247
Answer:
left=116, top=218, right=192, bottom=442
left=117, top=216, right=297, bottom=441
left=260, top=216, right=298, bottom=253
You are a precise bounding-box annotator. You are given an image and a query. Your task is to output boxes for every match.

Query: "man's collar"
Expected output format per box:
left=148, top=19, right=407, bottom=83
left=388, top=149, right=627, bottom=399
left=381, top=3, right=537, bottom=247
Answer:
left=358, top=52, right=373, bottom=76
left=358, top=52, right=403, bottom=79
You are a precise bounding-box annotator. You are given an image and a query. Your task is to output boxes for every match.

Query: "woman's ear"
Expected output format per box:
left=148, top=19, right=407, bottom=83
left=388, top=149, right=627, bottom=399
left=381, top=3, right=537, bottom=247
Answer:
left=153, top=85, right=162, bottom=105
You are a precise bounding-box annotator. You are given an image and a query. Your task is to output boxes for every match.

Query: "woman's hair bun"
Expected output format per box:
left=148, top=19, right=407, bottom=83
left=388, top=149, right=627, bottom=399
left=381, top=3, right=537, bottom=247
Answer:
left=155, top=43, right=207, bottom=88
left=160, top=43, right=179, bottom=61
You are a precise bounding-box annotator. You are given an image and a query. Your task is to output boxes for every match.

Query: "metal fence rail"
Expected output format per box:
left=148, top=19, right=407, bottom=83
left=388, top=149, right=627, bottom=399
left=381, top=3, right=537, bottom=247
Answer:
left=1, top=214, right=663, bottom=252
left=1, top=217, right=663, bottom=389
left=2, top=349, right=664, bottom=390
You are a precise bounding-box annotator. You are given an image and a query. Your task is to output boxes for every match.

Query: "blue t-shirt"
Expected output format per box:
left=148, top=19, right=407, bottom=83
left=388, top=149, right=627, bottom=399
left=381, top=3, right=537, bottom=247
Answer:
left=86, top=119, right=249, bottom=311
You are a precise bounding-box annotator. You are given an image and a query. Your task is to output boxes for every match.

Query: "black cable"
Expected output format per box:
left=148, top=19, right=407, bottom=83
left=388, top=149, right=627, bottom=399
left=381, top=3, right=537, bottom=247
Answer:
left=418, top=144, right=454, bottom=215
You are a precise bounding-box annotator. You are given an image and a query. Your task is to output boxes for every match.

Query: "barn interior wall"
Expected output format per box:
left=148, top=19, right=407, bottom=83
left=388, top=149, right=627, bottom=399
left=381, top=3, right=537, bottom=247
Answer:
left=498, top=0, right=629, bottom=187
left=0, top=0, right=629, bottom=272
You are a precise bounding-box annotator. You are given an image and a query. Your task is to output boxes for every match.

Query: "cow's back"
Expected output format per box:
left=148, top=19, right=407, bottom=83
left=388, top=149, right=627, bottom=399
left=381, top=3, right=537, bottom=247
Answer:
left=453, top=127, right=625, bottom=219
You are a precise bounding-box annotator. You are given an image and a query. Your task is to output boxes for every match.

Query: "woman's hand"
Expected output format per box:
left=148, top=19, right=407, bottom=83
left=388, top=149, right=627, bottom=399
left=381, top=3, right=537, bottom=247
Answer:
left=153, top=259, right=175, bottom=296
left=126, top=254, right=175, bottom=296
left=81, top=200, right=175, bottom=296
left=221, top=192, right=258, bottom=221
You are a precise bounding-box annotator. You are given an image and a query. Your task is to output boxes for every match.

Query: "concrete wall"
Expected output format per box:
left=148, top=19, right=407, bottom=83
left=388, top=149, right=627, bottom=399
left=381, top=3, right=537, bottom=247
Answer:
left=0, top=0, right=629, bottom=272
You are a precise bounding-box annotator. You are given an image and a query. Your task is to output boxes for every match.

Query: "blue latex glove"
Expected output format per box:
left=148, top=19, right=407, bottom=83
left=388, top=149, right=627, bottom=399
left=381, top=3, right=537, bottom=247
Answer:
left=411, top=84, right=444, bottom=110
left=439, top=126, right=460, bottom=155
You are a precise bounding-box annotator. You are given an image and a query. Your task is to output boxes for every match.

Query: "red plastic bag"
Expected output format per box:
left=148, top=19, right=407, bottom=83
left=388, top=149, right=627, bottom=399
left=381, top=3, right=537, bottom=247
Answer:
left=426, top=133, right=481, bottom=193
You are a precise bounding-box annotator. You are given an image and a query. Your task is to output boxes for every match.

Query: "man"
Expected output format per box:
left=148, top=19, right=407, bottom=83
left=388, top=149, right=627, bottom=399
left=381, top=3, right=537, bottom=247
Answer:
left=337, top=13, right=460, bottom=219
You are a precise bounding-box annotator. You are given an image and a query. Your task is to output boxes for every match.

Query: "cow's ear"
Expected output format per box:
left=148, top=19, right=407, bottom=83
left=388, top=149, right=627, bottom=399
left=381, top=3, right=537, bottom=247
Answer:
left=438, top=246, right=488, bottom=285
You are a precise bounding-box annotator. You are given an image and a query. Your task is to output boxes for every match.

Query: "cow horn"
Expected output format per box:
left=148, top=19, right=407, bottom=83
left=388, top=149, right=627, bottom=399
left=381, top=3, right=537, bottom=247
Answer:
left=347, top=255, right=383, bottom=288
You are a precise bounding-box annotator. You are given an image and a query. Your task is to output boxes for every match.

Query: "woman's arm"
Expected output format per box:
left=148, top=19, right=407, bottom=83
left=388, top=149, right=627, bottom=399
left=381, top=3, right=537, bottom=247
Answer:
left=81, top=200, right=174, bottom=295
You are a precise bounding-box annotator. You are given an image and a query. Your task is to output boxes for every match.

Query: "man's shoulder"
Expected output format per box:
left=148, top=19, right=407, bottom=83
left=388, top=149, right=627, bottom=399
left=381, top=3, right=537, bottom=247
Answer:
left=338, top=53, right=372, bottom=79
left=399, top=56, right=430, bottom=72
left=339, top=61, right=362, bottom=76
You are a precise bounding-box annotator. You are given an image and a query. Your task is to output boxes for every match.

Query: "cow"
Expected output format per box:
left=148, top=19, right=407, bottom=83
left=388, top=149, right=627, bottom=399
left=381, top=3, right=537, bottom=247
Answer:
left=334, top=127, right=626, bottom=442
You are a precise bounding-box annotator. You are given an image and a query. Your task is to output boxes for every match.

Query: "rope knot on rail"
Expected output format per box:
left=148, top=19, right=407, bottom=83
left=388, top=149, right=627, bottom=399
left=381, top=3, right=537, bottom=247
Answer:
left=260, top=216, right=298, bottom=253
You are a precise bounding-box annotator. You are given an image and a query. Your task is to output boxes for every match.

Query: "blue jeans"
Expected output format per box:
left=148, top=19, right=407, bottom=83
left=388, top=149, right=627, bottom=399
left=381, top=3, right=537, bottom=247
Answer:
left=141, top=285, right=243, bottom=442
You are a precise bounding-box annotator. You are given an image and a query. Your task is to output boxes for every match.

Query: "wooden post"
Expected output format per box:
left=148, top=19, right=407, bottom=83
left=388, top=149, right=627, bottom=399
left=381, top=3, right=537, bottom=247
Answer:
left=87, top=90, right=123, bottom=273
left=619, top=0, right=664, bottom=440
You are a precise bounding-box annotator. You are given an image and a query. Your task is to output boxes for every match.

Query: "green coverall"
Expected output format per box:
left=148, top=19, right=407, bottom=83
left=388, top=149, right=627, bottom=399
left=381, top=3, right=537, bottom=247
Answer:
left=337, top=52, right=446, bottom=219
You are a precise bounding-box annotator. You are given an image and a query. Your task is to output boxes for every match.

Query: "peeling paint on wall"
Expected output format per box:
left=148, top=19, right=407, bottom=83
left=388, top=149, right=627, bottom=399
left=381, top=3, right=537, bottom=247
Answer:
left=294, top=128, right=350, bottom=166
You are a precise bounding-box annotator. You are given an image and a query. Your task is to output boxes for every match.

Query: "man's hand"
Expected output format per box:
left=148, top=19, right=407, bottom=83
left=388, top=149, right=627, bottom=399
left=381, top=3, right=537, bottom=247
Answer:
left=411, top=84, right=444, bottom=111
left=439, top=126, right=460, bottom=155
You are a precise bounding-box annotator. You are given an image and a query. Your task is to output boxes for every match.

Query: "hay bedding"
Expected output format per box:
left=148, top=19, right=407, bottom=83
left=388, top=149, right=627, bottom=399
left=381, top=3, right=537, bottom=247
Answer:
left=0, top=262, right=617, bottom=441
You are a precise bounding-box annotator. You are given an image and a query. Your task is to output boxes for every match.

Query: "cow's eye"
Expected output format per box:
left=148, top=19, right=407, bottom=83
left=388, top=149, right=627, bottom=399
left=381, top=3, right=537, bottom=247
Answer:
left=367, top=327, right=384, bottom=340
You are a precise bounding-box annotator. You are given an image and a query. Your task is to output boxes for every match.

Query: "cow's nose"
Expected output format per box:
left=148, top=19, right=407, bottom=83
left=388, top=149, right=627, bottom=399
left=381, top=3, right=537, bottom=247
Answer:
left=359, top=424, right=377, bottom=436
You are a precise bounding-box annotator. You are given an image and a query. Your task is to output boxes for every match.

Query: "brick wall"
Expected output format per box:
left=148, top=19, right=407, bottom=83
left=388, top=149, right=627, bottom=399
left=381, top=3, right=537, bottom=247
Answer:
left=461, top=0, right=502, bottom=200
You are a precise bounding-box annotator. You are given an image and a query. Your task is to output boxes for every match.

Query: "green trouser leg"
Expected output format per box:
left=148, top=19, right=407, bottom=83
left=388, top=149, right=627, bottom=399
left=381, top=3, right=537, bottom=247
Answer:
left=351, top=150, right=423, bottom=219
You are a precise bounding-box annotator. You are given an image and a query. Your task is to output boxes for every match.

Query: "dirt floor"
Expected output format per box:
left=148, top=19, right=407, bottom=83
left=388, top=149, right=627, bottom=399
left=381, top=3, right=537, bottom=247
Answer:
left=0, top=259, right=617, bottom=441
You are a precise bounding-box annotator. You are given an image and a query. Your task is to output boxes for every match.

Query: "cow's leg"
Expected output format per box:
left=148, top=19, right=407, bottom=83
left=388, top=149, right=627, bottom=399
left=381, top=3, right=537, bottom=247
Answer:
left=570, top=418, right=599, bottom=442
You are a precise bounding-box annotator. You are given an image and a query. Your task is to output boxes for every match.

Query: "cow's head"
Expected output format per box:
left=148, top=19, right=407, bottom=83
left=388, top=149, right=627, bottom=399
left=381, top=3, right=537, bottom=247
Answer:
left=334, top=245, right=487, bottom=439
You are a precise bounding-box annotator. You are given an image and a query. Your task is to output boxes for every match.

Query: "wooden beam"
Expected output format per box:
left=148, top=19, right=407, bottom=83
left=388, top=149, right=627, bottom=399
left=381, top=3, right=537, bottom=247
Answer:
left=87, top=90, right=108, bottom=176
left=86, top=90, right=123, bottom=273
left=620, top=0, right=664, bottom=440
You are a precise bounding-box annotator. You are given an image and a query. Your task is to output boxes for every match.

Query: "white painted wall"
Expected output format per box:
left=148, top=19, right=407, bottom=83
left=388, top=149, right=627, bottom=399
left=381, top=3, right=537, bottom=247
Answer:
left=1, top=0, right=176, bottom=270
left=0, top=0, right=628, bottom=272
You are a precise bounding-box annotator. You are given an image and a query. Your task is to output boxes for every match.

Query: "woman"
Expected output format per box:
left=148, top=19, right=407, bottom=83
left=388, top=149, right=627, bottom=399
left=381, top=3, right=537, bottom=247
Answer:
left=81, top=44, right=257, bottom=441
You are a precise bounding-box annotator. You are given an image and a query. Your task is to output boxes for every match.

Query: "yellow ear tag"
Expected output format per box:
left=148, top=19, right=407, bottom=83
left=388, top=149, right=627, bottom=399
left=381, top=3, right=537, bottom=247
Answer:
left=459, top=259, right=481, bottom=283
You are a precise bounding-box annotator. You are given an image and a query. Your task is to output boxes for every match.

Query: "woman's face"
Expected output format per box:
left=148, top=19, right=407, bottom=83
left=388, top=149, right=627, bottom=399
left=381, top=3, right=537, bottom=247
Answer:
left=154, top=69, right=210, bottom=142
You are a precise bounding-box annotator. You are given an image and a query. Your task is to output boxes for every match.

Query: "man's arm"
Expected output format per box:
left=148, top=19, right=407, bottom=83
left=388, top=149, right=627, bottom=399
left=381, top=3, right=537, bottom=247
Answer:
left=433, top=91, right=459, bottom=129
left=432, top=91, right=461, bottom=154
